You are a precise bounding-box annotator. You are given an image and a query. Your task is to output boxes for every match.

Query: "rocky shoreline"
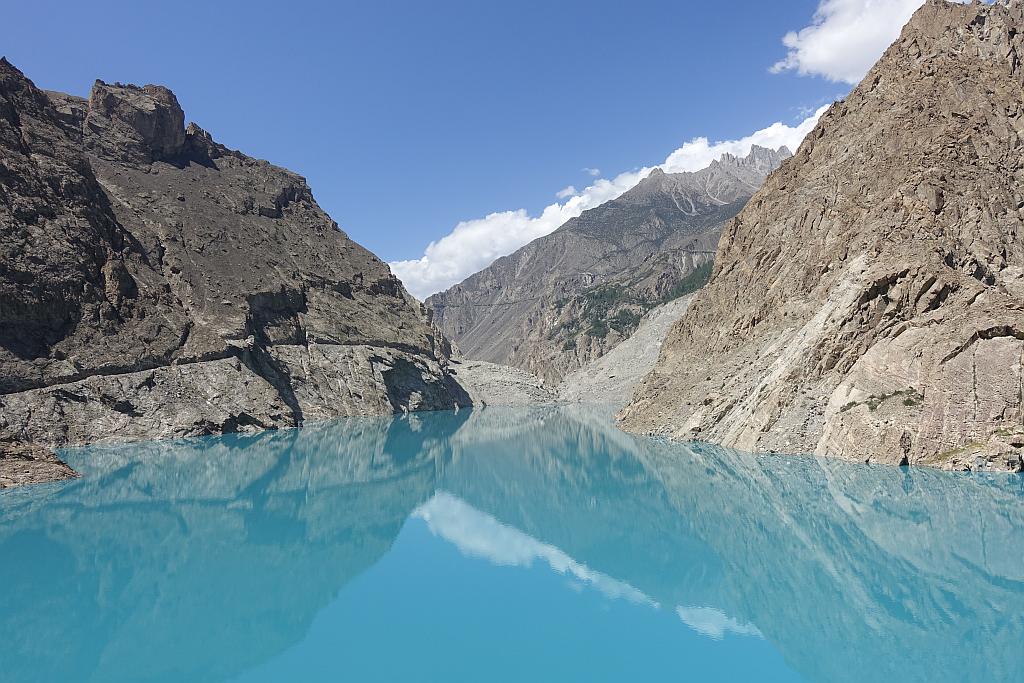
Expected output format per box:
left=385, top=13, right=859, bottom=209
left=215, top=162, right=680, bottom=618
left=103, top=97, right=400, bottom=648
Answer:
left=0, top=434, right=78, bottom=489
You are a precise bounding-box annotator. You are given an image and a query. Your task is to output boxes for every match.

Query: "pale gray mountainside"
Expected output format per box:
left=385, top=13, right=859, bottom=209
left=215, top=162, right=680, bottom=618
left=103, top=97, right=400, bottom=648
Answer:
left=444, top=294, right=693, bottom=408
left=557, top=295, right=693, bottom=408
left=622, top=0, right=1024, bottom=472
left=0, top=58, right=469, bottom=468
left=446, top=359, right=558, bottom=407
left=427, top=145, right=790, bottom=384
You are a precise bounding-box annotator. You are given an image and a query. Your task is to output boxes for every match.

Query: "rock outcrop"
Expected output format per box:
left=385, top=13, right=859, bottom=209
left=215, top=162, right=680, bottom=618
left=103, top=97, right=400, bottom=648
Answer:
left=446, top=359, right=558, bottom=407
left=0, top=432, right=78, bottom=488
left=427, top=146, right=790, bottom=384
left=621, top=0, right=1024, bottom=471
left=0, top=59, right=469, bottom=457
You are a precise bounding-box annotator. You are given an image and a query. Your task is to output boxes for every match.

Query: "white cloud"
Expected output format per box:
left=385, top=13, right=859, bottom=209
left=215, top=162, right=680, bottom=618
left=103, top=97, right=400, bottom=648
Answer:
left=415, top=492, right=657, bottom=607
left=770, top=0, right=974, bottom=84
left=391, top=105, right=829, bottom=300
left=555, top=185, right=577, bottom=199
left=676, top=606, right=764, bottom=641
left=583, top=167, right=601, bottom=177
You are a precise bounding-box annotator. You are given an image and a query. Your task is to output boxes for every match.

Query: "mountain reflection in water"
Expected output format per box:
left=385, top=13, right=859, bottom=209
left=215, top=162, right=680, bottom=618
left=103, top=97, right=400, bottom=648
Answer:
left=1, top=406, right=1022, bottom=683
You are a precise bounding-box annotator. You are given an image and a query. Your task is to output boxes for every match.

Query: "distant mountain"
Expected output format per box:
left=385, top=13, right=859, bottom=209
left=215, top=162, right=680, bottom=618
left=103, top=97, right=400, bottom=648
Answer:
left=0, top=59, right=468, bottom=454
left=427, top=146, right=790, bottom=383
left=621, top=0, right=1024, bottom=471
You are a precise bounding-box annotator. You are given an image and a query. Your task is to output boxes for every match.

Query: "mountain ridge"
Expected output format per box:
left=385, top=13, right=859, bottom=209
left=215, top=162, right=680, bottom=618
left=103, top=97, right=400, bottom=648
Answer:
left=427, top=145, right=790, bottom=383
left=0, top=58, right=469, bottom=460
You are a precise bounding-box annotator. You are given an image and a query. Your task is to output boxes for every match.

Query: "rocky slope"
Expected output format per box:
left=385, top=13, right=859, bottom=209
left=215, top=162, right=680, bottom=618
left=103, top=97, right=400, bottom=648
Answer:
left=0, top=432, right=77, bottom=488
left=446, top=359, right=558, bottom=407
left=0, top=59, right=469, bottom=459
left=621, top=0, right=1024, bottom=471
left=557, top=294, right=692, bottom=407
left=427, top=146, right=789, bottom=384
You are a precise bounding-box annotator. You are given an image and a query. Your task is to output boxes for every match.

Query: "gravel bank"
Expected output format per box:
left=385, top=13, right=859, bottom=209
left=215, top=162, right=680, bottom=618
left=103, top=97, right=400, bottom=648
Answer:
left=557, top=296, right=692, bottom=408
left=448, top=360, right=558, bottom=407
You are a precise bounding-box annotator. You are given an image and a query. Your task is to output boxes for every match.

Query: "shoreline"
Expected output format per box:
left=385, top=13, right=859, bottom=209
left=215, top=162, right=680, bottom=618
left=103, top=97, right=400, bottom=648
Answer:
left=0, top=436, right=80, bottom=489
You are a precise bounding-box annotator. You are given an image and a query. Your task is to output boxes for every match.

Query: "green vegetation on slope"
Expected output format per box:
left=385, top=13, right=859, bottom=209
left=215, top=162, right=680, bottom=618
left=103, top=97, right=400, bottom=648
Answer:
left=661, top=261, right=713, bottom=304
left=551, top=260, right=715, bottom=345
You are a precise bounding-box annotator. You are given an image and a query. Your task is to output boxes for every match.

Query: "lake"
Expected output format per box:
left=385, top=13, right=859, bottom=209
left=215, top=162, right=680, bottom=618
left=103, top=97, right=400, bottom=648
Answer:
left=2, top=405, right=1023, bottom=682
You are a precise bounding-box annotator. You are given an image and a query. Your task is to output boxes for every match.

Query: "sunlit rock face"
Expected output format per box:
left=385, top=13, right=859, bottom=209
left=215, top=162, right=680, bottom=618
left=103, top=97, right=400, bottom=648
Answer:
left=0, top=58, right=468, bottom=454
left=1, top=406, right=1022, bottom=682
left=622, top=0, right=1024, bottom=471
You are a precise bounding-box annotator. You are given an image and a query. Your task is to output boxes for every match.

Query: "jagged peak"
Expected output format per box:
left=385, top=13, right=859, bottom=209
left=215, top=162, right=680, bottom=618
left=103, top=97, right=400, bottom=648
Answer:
left=899, top=0, right=1023, bottom=54
left=628, top=144, right=789, bottom=197
left=0, top=57, right=34, bottom=88
left=85, top=78, right=186, bottom=163
left=715, top=145, right=792, bottom=173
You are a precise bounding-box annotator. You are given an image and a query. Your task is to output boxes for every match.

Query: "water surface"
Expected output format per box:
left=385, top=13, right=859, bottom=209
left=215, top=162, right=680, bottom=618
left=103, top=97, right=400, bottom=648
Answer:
left=2, top=406, right=1023, bottom=682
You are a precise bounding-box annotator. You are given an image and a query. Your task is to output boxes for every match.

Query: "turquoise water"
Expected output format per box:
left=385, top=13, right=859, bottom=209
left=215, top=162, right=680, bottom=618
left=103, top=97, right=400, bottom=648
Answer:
left=2, top=406, right=1023, bottom=683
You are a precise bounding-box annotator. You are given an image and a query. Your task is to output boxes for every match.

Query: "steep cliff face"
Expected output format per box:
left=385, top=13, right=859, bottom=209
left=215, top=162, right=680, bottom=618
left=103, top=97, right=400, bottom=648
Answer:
left=621, top=0, right=1024, bottom=471
left=427, top=146, right=789, bottom=384
left=0, top=59, right=468, bottom=450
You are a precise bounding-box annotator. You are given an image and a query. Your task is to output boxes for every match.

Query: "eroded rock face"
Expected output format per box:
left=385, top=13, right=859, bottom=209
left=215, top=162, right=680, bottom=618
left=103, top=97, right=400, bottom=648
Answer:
left=0, top=59, right=469, bottom=453
left=0, top=432, right=78, bottom=488
left=427, top=146, right=789, bottom=384
left=84, top=82, right=187, bottom=163
left=621, top=0, right=1024, bottom=471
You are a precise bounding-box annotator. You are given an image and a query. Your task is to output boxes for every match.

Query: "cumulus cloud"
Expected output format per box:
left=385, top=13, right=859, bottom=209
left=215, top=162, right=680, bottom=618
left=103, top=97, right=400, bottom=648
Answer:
left=676, top=606, right=764, bottom=641
left=770, top=0, right=975, bottom=84
left=555, top=185, right=577, bottom=199
left=391, top=105, right=829, bottom=300
left=415, top=492, right=657, bottom=607
left=583, top=167, right=601, bottom=177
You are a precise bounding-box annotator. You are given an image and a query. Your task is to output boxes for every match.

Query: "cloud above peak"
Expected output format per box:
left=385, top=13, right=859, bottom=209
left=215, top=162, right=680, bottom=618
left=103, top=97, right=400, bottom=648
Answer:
left=390, top=105, right=830, bottom=300
left=770, top=0, right=975, bottom=84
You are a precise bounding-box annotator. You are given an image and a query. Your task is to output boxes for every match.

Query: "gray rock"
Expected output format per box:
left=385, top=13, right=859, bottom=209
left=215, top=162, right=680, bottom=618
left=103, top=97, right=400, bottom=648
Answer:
left=0, top=58, right=470, bottom=471
left=84, top=81, right=187, bottom=163
left=620, top=0, right=1024, bottom=471
left=0, top=432, right=78, bottom=488
left=557, top=295, right=693, bottom=408
left=447, top=359, right=558, bottom=407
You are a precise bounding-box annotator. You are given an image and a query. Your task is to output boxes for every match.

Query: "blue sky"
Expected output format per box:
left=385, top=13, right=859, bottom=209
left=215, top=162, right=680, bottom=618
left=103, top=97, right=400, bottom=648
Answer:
left=3, top=0, right=938, bottom=297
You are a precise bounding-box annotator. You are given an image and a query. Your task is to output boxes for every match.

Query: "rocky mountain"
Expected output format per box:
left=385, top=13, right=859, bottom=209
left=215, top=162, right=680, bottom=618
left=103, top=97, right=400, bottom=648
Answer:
left=557, top=294, right=694, bottom=408
left=0, top=59, right=470, bottom=453
left=621, top=0, right=1024, bottom=471
left=427, top=146, right=790, bottom=384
